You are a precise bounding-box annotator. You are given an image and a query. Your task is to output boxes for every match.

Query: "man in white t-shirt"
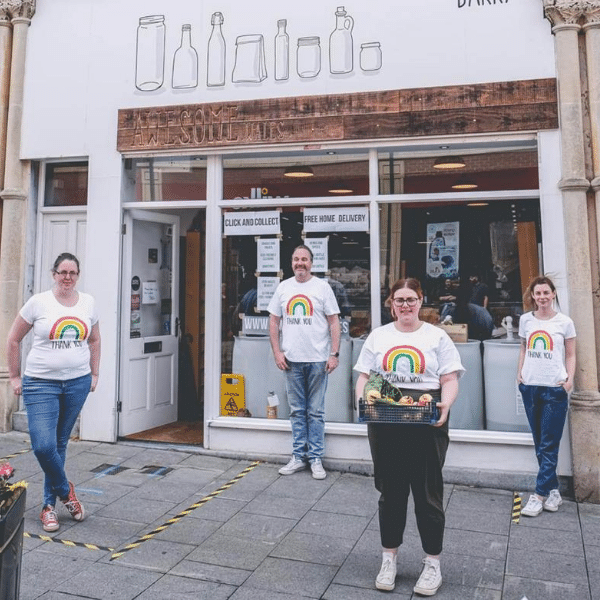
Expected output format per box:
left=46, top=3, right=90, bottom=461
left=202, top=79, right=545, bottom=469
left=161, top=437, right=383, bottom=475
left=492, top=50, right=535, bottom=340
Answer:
left=268, top=245, right=341, bottom=479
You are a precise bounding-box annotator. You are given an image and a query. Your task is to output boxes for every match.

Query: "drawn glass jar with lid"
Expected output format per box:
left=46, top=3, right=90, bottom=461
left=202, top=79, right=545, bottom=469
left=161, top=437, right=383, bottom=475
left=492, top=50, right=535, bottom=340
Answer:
left=135, top=15, right=166, bottom=91
left=360, top=42, right=382, bottom=72
left=297, top=36, right=321, bottom=78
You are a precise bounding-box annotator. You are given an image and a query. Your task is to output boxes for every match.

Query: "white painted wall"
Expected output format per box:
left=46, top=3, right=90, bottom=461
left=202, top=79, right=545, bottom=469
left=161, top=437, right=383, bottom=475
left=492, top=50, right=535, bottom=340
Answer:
left=21, top=0, right=555, bottom=160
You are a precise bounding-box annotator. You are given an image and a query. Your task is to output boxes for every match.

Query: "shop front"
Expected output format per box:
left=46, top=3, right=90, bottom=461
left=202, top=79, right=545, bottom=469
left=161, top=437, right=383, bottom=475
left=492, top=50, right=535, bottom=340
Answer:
left=7, top=0, right=597, bottom=491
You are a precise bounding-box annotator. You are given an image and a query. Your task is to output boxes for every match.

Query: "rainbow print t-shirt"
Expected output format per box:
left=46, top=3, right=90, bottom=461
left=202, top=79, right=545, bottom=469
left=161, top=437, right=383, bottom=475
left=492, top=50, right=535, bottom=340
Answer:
left=354, top=322, right=464, bottom=390
left=20, top=289, right=98, bottom=380
left=268, top=276, right=340, bottom=362
left=518, top=311, right=576, bottom=386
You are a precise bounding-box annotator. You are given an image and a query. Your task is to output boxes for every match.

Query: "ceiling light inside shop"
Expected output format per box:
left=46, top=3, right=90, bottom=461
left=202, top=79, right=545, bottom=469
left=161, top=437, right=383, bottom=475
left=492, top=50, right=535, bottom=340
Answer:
left=433, top=156, right=466, bottom=169
left=328, top=183, right=354, bottom=194
left=284, top=165, right=315, bottom=178
left=452, top=177, right=478, bottom=190
left=466, top=202, right=489, bottom=207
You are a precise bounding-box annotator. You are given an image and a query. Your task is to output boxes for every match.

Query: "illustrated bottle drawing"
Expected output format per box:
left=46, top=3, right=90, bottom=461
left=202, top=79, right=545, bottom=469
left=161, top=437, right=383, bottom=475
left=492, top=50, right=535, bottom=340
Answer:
left=274, top=19, right=289, bottom=81
left=172, top=24, right=198, bottom=89
left=207, top=12, right=226, bottom=87
left=329, top=6, right=354, bottom=74
left=135, top=15, right=166, bottom=91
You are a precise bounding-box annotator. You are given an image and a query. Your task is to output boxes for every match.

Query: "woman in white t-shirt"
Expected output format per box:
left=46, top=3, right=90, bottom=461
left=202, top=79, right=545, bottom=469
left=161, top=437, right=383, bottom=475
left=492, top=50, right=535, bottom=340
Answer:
left=517, top=276, right=576, bottom=517
left=354, top=278, right=464, bottom=596
left=6, top=253, right=101, bottom=533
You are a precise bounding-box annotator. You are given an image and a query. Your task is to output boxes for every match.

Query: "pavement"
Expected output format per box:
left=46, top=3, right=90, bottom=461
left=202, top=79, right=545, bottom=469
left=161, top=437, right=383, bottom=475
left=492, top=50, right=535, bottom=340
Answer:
left=1, top=430, right=599, bottom=600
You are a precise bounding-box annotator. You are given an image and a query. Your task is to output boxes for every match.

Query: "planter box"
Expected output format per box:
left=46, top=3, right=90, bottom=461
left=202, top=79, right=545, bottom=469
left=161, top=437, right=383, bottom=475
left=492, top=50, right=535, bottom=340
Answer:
left=0, top=487, right=26, bottom=600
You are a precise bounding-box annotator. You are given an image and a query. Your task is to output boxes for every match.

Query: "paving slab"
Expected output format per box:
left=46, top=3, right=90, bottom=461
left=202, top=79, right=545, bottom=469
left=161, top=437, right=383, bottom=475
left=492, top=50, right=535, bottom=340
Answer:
left=186, top=532, right=274, bottom=569
left=270, top=530, right=356, bottom=566
left=241, top=556, right=338, bottom=598
left=218, top=511, right=296, bottom=544
left=106, top=538, right=196, bottom=572
left=241, top=490, right=315, bottom=520
left=293, top=509, right=370, bottom=541
left=170, top=559, right=252, bottom=586
left=54, top=562, right=161, bottom=600
left=506, top=546, right=588, bottom=585
left=135, top=574, right=237, bottom=600
left=503, top=575, right=591, bottom=600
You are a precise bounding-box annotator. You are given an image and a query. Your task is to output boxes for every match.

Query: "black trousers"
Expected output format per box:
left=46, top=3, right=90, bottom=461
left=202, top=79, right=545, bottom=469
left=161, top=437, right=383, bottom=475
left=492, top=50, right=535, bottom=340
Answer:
left=368, top=422, right=449, bottom=555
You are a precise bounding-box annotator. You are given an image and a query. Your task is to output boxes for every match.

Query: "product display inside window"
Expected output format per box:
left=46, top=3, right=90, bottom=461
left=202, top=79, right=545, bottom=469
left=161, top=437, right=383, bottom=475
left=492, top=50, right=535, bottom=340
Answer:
left=380, top=199, right=542, bottom=432
left=44, top=162, right=89, bottom=206
left=126, top=157, right=207, bottom=201
left=223, top=153, right=369, bottom=200
left=378, top=149, right=538, bottom=194
left=221, top=206, right=370, bottom=422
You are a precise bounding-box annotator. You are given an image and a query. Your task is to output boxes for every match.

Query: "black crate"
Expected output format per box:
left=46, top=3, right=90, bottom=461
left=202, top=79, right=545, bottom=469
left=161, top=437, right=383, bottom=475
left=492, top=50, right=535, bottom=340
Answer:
left=358, top=400, right=439, bottom=424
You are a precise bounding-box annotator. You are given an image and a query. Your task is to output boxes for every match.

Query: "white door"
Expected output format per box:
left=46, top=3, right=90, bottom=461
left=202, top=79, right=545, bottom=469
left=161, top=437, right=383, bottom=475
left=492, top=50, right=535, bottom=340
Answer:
left=38, top=212, right=87, bottom=292
left=119, top=210, right=180, bottom=435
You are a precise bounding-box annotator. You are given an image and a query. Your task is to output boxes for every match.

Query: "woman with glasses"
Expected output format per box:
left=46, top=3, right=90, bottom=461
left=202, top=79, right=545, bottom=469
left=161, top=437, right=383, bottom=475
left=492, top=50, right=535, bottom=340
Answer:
left=6, top=252, right=101, bottom=532
left=355, top=278, right=463, bottom=596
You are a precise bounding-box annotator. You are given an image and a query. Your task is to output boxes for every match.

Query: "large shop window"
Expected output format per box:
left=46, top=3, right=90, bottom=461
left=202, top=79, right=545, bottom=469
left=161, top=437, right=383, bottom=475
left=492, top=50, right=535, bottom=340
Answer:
left=378, top=150, right=538, bottom=194
left=380, top=198, right=542, bottom=433
left=221, top=206, right=370, bottom=423
left=44, top=162, right=89, bottom=206
left=223, top=153, right=369, bottom=200
left=126, top=157, right=207, bottom=201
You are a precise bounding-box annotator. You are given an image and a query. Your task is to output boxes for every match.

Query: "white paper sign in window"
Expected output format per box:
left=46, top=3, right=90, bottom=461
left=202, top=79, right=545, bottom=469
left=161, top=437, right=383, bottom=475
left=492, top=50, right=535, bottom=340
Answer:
left=304, top=207, right=369, bottom=232
left=257, top=276, right=280, bottom=311
left=305, top=238, right=328, bottom=272
left=257, top=238, right=280, bottom=272
left=142, top=281, right=159, bottom=304
left=223, top=211, right=280, bottom=235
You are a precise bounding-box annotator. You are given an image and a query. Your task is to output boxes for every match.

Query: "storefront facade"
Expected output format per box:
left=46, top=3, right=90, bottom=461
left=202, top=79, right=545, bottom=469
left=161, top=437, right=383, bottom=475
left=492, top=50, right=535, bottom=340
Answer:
left=1, top=0, right=600, bottom=500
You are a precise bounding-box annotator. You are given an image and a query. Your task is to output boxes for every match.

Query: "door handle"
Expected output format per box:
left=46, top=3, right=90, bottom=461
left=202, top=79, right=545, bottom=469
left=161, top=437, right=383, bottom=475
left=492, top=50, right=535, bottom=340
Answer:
left=175, top=317, right=180, bottom=337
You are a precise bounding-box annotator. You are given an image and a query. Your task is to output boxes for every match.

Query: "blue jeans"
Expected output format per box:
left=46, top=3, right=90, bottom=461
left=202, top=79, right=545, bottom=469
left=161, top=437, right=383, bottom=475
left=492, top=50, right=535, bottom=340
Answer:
left=284, top=362, right=328, bottom=461
left=22, top=374, right=92, bottom=506
left=519, top=383, right=568, bottom=496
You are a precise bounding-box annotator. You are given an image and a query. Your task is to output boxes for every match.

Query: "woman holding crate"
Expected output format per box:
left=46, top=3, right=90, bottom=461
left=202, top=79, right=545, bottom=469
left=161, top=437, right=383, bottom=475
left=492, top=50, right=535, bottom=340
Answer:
left=355, top=278, right=464, bottom=596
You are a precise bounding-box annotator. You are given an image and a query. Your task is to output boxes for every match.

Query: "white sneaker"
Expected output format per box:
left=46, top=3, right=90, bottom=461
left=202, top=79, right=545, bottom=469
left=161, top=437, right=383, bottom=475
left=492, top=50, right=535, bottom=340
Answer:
left=521, top=494, right=543, bottom=517
left=278, top=456, right=306, bottom=475
left=375, top=556, right=397, bottom=591
left=310, top=458, right=326, bottom=480
left=414, top=557, right=442, bottom=596
left=543, top=489, right=563, bottom=512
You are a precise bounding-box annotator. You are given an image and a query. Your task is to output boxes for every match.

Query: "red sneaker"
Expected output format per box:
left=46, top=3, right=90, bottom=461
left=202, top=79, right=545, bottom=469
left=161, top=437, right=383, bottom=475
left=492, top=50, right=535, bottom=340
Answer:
left=61, top=481, right=85, bottom=522
left=40, top=505, right=59, bottom=532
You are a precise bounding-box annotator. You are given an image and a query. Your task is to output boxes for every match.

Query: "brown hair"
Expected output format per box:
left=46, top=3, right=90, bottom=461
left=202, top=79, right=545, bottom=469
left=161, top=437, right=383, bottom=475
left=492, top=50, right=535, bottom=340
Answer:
left=523, top=275, right=557, bottom=312
left=388, top=278, right=423, bottom=303
left=52, top=252, right=80, bottom=274
left=292, top=244, right=313, bottom=261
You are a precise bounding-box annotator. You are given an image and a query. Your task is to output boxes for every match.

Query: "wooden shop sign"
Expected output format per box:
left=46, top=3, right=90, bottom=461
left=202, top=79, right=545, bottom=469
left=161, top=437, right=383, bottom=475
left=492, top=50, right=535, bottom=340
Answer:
left=117, top=78, right=557, bottom=153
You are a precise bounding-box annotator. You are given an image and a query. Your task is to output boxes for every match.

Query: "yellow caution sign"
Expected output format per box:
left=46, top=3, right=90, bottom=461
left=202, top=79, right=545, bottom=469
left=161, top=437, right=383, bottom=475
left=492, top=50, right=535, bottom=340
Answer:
left=220, top=374, right=246, bottom=416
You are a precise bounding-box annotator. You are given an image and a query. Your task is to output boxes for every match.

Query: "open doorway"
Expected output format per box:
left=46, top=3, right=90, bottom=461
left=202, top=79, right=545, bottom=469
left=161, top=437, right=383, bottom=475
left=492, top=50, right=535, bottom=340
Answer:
left=119, top=208, right=206, bottom=445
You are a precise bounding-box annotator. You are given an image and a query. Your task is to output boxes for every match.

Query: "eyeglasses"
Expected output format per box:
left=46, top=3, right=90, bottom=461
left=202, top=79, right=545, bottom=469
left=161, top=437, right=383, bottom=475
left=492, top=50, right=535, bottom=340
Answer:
left=56, top=271, right=79, bottom=277
left=392, top=297, right=419, bottom=307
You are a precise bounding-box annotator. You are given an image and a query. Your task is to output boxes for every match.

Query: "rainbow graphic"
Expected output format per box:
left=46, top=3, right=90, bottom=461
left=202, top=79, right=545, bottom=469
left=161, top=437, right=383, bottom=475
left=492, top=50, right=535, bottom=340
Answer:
left=527, top=330, right=553, bottom=351
left=49, top=317, right=89, bottom=340
left=383, top=345, right=426, bottom=374
left=286, top=294, right=314, bottom=317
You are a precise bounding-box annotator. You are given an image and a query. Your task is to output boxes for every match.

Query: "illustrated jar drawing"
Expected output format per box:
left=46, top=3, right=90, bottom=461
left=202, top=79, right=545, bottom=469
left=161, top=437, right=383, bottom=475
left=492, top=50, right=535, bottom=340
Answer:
left=360, top=42, right=382, bottom=72
left=297, top=37, right=321, bottom=78
left=135, top=15, right=166, bottom=91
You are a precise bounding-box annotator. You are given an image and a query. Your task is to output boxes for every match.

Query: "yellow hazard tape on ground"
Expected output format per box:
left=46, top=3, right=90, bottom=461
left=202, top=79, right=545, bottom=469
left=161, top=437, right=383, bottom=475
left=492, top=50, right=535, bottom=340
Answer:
left=512, top=492, right=522, bottom=523
left=24, top=532, right=114, bottom=552
left=110, top=460, right=261, bottom=561
left=0, top=447, right=32, bottom=462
